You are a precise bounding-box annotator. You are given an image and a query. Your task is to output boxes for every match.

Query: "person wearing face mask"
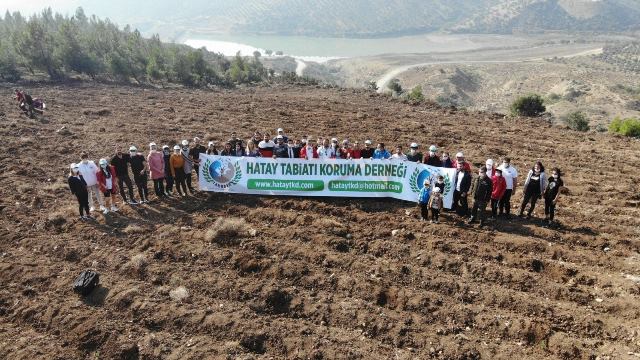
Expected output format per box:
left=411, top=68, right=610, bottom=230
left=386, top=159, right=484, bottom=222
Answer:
left=497, top=157, right=518, bottom=219
left=77, top=152, right=104, bottom=212
left=147, top=142, right=165, bottom=198
left=360, top=140, right=374, bottom=159
left=162, top=145, right=173, bottom=196
left=392, top=145, right=407, bottom=160
left=485, top=159, right=496, bottom=177
left=452, top=161, right=472, bottom=216
left=206, top=141, right=218, bottom=155
left=423, top=145, right=442, bottom=167
left=373, top=143, right=391, bottom=160
left=170, top=145, right=188, bottom=197
left=317, top=138, right=336, bottom=160
left=406, top=143, right=423, bottom=162
left=490, top=168, right=507, bottom=220
left=434, top=175, right=446, bottom=194
left=189, top=137, right=207, bottom=180
left=181, top=140, right=195, bottom=193
left=300, top=138, right=319, bottom=159
left=68, top=163, right=92, bottom=220
left=441, top=152, right=454, bottom=168
left=519, top=161, right=547, bottom=219
left=129, top=146, right=150, bottom=203
left=543, top=168, right=564, bottom=226
left=469, top=167, right=493, bottom=227
left=95, top=158, right=119, bottom=214
left=329, top=138, right=341, bottom=158
left=111, top=146, right=137, bottom=205
left=351, top=141, right=362, bottom=159
left=273, top=128, right=289, bottom=144
left=258, top=133, right=275, bottom=158
left=452, top=152, right=471, bottom=172
left=339, top=140, right=353, bottom=159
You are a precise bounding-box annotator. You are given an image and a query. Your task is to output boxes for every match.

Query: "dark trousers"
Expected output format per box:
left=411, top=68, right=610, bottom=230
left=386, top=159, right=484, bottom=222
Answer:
left=174, top=168, right=188, bottom=195
left=118, top=175, right=135, bottom=202
left=544, top=197, right=556, bottom=220
left=420, top=203, right=429, bottom=219
left=75, top=191, right=90, bottom=216
left=134, top=173, right=149, bottom=201
left=165, top=174, right=174, bottom=192
left=194, top=165, right=200, bottom=180
left=153, top=178, right=165, bottom=197
left=431, top=208, right=440, bottom=221
left=471, top=200, right=488, bottom=223
left=491, top=198, right=500, bottom=217
left=453, top=190, right=468, bottom=216
left=186, top=171, right=194, bottom=192
left=520, top=190, right=540, bottom=216
left=498, top=189, right=513, bottom=215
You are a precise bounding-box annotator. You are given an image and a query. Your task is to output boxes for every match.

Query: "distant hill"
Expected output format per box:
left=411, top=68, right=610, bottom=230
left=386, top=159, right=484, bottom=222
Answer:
left=77, top=0, right=640, bottom=38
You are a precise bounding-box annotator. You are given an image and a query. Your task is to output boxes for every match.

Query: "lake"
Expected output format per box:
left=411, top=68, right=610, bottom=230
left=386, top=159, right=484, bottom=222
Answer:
left=184, top=33, right=530, bottom=63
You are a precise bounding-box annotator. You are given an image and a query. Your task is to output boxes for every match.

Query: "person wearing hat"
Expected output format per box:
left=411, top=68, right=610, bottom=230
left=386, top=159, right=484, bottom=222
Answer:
left=424, top=145, right=442, bottom=167
left=273, top=128, right=289, bottom=143
left=417, top=179, right=432, bottom=221
left=373, top=143, right=391, bottom=160
left=180, top=140, right=195, bottom=193
left=300, top=138, right=319, bottom=159
left=392, top=145, right=407, bottom=160
left=406, top=143, right=423, bottom=162
left=206, top=141, right=218, bottom=155
left=68, top=163, right=92, bottom=220
left=469, top=166, right=493, bottom=227
left=273, top=135, right=290, bottom=158
left=78, top=152, right=104, bottom=212
left=428, top=186, right=444, bottom=223
left=162, top=145, right=173, bottom=195
left=111, top=146, right=137, bottom=204
left=147, top=142, right=165, bottom=198
left=170, top=145, right=188, bottom=197
left=485, top=159, right=496, bottom=177
left=452, top=152, right=471, bottom=172
left=453, top=161, right=472, bottom=217
left=317, top=138, right=336, bottom=160
left=96, top=158, right=119, bottom=214
left=189, top=137, right=207, bottom=181
left=490, top=168, right=507, bottom=220
left=258, top=133, right=276, bottom=158
left=129, top=145, right=150, bottom=203
left=360, top=140, right=374, bottom=159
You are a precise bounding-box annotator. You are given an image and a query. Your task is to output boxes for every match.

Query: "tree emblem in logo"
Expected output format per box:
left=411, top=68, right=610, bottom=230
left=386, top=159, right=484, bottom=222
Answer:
left=202, top=158, right=242, bottom=189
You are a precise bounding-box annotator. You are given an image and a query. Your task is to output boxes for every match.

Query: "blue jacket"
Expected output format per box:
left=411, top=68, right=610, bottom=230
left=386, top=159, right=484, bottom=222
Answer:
left=418, top=186, right=431, bottom=204
left=373, top=149, right=391, bottom=159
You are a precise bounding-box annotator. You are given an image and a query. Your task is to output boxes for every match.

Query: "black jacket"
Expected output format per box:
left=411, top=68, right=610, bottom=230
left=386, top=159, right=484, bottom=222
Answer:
left=471, top=175, right=493, bottom=202
left=68, top=175, right=88, bottom=196
left=110, top=154, right=130, bottom=178
left=406, top=152, right=423, bottom=162
left=273, top=144, right=290, bottom=158
left=360, top=148, right=374, bottom=159
left=424, top=155, right=443, bottom=167
left=454, top=170, right=472, bottom=194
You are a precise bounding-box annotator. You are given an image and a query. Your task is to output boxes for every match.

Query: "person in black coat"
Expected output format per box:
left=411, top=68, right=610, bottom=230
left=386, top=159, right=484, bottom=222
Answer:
left=162, top=145, right=174, bottom=195
left=469, top=167, right=493, bottom=226
left=68, top=163, right=92, bottom=219
left=452, top=162, right=472, bottom=216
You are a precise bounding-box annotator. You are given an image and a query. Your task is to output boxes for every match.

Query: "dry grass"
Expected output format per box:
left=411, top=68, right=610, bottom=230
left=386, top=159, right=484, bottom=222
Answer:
left=124, top=224, right=146, bottom=235
left=204, top=217, right=254, bottom=245
left=169, top=286, right=189, bottom=302
left=123, top=253, right=148, bottom=278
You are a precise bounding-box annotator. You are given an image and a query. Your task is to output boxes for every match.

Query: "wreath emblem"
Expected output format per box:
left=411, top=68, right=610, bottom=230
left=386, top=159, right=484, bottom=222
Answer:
left=410, top=168, right=421, bottom=193
left=203, top=158, right=242, bottom=189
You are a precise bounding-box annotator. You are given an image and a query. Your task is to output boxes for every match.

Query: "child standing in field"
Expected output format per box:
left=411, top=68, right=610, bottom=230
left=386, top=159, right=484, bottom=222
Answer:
left=435, top=175, right=445, bottom=194
left=418, top=180, right=431, bottom=221
left=428, top=187, right=443, bottom=223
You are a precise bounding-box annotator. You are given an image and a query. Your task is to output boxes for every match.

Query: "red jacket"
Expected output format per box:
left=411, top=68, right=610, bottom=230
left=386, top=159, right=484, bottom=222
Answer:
left=300, top=146, right=318, bottom=159
left=96, top=165, right=119, bottom=194
left=491, top=174, right=507, bottom=200
left=452, top=160, right=472, bottom=172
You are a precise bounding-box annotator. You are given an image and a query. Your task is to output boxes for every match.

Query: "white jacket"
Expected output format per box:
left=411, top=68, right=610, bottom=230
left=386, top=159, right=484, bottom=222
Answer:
left=317, top=146, right=335, bottom=159
left=78, top=161, right=98, bottom=186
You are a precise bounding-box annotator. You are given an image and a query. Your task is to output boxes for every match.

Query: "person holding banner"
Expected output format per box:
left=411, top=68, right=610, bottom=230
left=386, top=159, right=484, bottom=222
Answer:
left=424, top=145, right=442, bottom=167
left=258, top=133, right=275, bottom=157
left=442, top=152, right=454, bottom=168
left=453, top=152, right=472, bottom=172
left=453, top=162, right=472, bottom=216
left=392, top=146, right=407, bottom=160
left=351, top=141, right=362, bottom=159
left=317, top=139, right=336, bottom=159
left=246, top=141, right=261, bottom=157
left=206, top=141, right=218, bottom=155
left=406, top=143, right=423, bottom=162
left=220, top=142, right=233, bottom=156
left=361, top=140, right=374, bottom=159
left=273, top=136, right=290, bottom=158
left=300, top=139, right=318, bottom=159
left=373, top=143, right=391, bottom=159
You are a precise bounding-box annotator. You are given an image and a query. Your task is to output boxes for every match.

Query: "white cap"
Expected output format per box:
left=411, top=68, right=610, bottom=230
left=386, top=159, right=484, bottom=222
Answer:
left=277, top=128, right=284, bottom=132
left=208, top=141, right=215, bottom=146
left=181, top=140, right=189, bottom=146
left=433, top=187, right=441, bottom=193
left=129, top=146, right=137, bottom=152
left=342, top=139, right=349, bottom=144
left=456, top=152, right=464, bottom=158
left=276, top=135, right=284, bottom=139
left=410, top=142, right=418, bottom=148
left=486, top=159, right=494, bottom=166
left=162, top=145, right=169, bottom=150
left=423, top=180, right=430, bottom=185
left=365, top=140, right=372, bottom=145
left=331, top=138, right=338, bottom=142
left=173, top=145, right=181, bottom=150
left=429, top=145, right=437, bottom=152
left=149, top=142, right=157, bottom=148
left=99, top=158, right=108, bottom=166
left=70, top=163, right=77, bottom=170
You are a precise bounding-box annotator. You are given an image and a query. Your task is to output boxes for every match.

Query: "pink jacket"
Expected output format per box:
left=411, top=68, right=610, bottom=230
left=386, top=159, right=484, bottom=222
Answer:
left=147, top=152, right=165, bottom=180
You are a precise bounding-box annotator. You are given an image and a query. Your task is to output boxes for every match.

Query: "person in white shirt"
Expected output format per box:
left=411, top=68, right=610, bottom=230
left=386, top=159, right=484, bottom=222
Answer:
left=497, top=157, right=518, bottom=218
left=317, top=138, right=335, bottom=159
left=77, top=152, right=104, bottom=212
left=391, top=145, right=407, bottom=161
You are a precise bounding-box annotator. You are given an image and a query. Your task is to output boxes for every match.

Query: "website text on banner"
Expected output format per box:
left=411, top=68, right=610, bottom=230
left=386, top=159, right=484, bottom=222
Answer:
left=199, top=155, right=456, bottom=207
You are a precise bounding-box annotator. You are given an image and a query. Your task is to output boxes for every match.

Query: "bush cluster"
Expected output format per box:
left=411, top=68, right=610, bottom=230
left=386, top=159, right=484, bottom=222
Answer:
left=609, top=117, right=640, bottom=138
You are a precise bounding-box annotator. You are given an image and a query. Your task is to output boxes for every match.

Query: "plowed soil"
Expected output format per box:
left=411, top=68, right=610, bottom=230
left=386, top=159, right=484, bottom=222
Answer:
left=1, top=83, right=639, bottom=359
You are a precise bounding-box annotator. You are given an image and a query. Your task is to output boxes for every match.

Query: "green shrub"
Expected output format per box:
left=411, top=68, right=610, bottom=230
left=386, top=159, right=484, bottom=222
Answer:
left=562, top=111, right=590, bottom=132
left=406, top=85, right=424, bottom=102
left=387, top=79, right=402, bottom=94
left=609, top=117, right=640, bottom=137
left=510, top=94, right=546, bottom=117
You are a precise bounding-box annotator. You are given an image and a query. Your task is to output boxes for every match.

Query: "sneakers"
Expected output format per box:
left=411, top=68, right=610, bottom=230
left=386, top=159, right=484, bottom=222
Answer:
left=429, top=220, right=433, bottom=224
left=102, top=208, right=109, bottom=214
left=111, top=206, right=118, bottom=212
left=99, top=205, right=107, bottom=212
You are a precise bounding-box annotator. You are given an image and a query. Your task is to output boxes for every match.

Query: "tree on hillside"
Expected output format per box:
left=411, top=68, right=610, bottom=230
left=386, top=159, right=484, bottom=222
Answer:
left=14, top=15, right=61, bottom=78
left=253, top=50, right=261, bottom=58
left=510, top=94, right=546, bottom=117
left=265, top=49, right=273, bottom=56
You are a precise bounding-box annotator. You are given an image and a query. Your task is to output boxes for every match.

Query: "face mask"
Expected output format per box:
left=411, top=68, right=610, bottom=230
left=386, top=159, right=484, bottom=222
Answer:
left=163, top=150, right=169, bottom=155
left=496, top=173, right=501, bottom=177
left=100, top=163, right=107, bottom=168
left=437, top=179, right=443, bottom=184
left=486, top=165, right=492, bottom=171
left=410, top=149, right=416, bottom=154
left=183, top=147, right=188, bottom=151
left=504, top=163, right=510, bottom=168
left=430, top=152, right=436, bottom=156
left=72, top=168, right=79, bottom=174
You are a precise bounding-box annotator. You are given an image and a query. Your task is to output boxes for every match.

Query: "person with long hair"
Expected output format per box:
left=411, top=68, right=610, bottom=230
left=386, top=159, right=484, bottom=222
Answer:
left=519, top=161, right=547, bottom=219
left=96, top=158, right=119, bottom=214
left=544, top=168, right=564, bottom=225
left=68, top=163, right=92, bottom=220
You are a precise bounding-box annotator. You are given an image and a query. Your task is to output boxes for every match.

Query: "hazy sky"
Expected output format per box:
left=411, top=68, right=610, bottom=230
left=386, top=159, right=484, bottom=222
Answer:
left=1, top=0, right=80, bottom=15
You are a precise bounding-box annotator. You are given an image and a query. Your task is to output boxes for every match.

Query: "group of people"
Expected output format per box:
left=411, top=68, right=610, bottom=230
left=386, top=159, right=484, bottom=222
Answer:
left=67, top=127, right=564, bottom=227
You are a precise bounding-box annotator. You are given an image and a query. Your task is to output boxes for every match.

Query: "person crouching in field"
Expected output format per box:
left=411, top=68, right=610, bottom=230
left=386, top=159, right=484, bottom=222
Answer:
left=418, top=180, right=431, bottom=221
left=544, top=168, right=564, bottom=226
left=469, top=167, right=493, bottom=227
left=428, top=187, right=443, bottom=223
left=68, top=163, right=92, bottom=220
left=96, top=159, right=119, bottom=214
left=490, top=168, right=507, bottom=220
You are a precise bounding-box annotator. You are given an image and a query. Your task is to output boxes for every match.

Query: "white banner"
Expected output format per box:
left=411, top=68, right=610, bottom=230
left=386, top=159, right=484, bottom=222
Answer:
left=199, top=155, right=456, bottom=207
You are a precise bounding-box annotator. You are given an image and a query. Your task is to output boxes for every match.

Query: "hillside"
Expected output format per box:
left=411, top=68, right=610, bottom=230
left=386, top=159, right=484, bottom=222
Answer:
left=1, top=83, right=640, bottom=359
left=76, top=0, right=640, bottom=38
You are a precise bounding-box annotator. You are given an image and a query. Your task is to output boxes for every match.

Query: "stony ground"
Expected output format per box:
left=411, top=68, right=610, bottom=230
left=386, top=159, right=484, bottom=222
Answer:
left=0, top=83, right=639, bottom=359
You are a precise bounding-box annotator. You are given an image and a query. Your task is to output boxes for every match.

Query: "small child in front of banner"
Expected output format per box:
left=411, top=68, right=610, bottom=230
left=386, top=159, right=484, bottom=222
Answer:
left=429, top=187, right=443, bottom=223
left=418, top=180, right=431, bottom=221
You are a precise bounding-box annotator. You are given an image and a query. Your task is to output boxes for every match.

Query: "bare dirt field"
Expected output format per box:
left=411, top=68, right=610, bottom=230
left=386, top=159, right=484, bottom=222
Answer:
left=1, top=83, right=639, bottom=359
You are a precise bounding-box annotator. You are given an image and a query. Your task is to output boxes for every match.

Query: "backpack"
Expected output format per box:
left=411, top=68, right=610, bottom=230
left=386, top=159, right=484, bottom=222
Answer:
left=73, top=270, right=100, bottom=296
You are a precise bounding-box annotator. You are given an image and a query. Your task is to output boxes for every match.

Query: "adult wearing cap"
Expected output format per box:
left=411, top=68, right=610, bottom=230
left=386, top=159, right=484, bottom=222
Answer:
left=68, top=163, right=91, bottom=220
left=423, top=145, right=442, bottom=167
left=330, top=138, right=341, bottom=158
left=170, top=145, right=188, bottom=197
left=162, top=145, right=173, bottom=195
left=206, top=141, right=218, bottom=155
left=258, top=133, right=276, bottom=158
left=78, top=152, right=104, bottom=212
left=111, top=147, right=137, bottom=205
left=273, top=135, right=290, bottom=158
left=373, top=143, right=391, bottom=160
left=360, top=140, right=374, bottom=159
left=180, top=140, right=195, bottom=193
left=497, top=157, right=518, bottom=218
left=406, top=143, right=423, bottom=162
left=452, top=161, right=472, bottom=217
left=300, top=138, right=318, bottom=159
left=452, top=152, right=471, bottom=172
left=317, top=138, right=336, bottom=159
left=273, top=128, right=289, bottom=143
left=96, top=158, right=119, bottom=214
left=129, top=146, right=150, bottom=203
left=148, top=143, right=165, bottom=198
left=189, top=137, right=207, bottom=180
left=485, top=159, right=496, bottom=177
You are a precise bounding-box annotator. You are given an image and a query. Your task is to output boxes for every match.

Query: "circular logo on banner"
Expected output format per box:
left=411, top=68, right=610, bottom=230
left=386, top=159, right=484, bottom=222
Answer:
left=203, top=158, right=242, bottom=189
left=410, top=168, right=431, bottom=193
